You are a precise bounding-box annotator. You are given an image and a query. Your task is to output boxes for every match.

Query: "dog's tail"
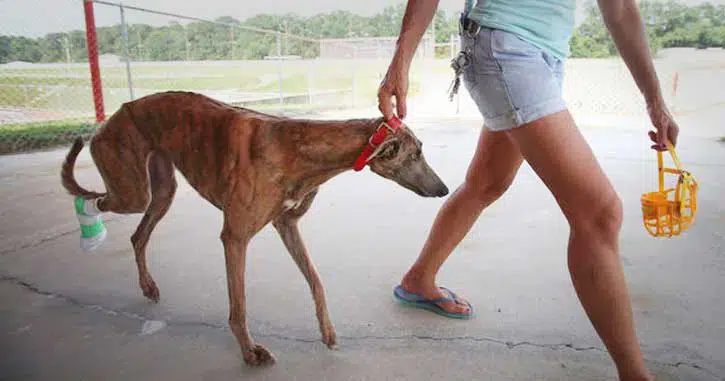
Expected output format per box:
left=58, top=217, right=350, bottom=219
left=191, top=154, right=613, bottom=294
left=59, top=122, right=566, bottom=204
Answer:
left=61, top=137, right=105, bottom=199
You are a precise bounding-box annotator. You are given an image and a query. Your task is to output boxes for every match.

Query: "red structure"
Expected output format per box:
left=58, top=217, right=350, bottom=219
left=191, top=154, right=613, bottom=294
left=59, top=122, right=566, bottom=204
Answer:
left=83, top=0, right=105, bottom=123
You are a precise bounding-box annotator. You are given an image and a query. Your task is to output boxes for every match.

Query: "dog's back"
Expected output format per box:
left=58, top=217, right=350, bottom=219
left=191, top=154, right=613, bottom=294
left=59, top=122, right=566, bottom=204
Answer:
left=64, top=91, right=277, bottom=209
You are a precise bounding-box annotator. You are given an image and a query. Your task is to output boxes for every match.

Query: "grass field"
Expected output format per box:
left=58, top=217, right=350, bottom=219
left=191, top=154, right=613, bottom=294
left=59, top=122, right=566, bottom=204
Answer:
left=0, top=119, right=97, bottom=154
left=1, top=48, right=723, bottom=154
left=0, top=59, right=431, bottom=126
left=0, top=58, right=428, bottom=153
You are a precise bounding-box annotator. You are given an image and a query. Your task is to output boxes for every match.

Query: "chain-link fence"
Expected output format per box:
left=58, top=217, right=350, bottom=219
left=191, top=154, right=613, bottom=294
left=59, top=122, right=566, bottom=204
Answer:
left=0, top=0, right=435, bottom=154
left=0, top=0, right=94, bottom=153
left=1, top=0, right=724, bottom=155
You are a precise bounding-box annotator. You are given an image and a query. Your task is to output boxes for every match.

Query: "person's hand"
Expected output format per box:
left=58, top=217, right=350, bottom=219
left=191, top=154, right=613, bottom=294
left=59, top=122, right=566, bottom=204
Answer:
left=377, top=57, right=409, bottom=120
left=647, top=100, right=679, bottom=151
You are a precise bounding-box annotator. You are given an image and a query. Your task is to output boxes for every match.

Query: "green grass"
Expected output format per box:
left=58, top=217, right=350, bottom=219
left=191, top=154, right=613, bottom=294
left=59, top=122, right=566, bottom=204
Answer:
left=0, top=119, right=94, bottom=133
left=0, top=119, right=98, bottom=155
left=0, top=59, right=442, bottom=154
left=0, top=59, right=422, bottom=110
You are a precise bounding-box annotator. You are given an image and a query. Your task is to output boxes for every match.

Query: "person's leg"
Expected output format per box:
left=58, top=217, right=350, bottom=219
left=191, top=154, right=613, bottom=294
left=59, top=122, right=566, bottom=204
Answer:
left=506, top=110, right=651, bottom=381
left=400, top=127, right=523, bottom=315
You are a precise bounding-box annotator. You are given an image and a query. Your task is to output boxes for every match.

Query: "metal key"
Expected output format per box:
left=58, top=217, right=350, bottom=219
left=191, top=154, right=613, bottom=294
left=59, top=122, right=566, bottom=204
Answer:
left=448, top=50, right=470, bottom=101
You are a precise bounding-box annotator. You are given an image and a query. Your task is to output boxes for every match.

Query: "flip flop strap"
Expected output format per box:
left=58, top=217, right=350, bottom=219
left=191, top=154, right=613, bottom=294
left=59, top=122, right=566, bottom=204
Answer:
left=417, top=297, right=456, bottom=305
left=439, top=286, right=468, bottom=306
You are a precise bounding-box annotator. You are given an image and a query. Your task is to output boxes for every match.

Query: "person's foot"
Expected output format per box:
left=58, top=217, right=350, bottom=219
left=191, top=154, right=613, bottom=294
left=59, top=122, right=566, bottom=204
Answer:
left=400, top=271, right=472, bottom=316
left=619, top=368, right=655, bottom=381
left=74, top=196, right=107, bottom=252
left=620, top=373, right=655, bottom=381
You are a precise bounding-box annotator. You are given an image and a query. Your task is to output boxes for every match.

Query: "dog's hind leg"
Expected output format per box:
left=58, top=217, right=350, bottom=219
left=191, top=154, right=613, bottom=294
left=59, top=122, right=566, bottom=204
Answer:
left=130, top=151, right=177, bottom=302
left=88, top=113, right=152, bottom=214
left=272, top=189, right=337, bottom=349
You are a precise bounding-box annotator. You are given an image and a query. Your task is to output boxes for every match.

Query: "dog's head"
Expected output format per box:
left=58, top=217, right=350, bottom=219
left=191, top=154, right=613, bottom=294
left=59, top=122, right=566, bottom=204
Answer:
left=365, top=123, right=449, bottom=198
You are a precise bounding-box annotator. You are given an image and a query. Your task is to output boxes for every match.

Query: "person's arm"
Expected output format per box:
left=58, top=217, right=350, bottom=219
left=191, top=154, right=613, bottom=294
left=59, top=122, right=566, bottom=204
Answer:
left=378, top=1, right=440, bottom=120
left=597, top=0, right=679, bottom=149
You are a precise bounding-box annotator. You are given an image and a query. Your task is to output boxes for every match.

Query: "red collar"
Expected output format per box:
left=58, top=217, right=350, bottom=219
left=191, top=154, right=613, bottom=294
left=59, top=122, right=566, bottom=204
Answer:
left=353, top=116, right=403, bottom=171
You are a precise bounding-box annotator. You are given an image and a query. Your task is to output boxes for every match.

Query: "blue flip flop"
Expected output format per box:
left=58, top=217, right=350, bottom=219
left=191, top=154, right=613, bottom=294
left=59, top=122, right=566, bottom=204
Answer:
left=393, top=285, right=474, bottom=319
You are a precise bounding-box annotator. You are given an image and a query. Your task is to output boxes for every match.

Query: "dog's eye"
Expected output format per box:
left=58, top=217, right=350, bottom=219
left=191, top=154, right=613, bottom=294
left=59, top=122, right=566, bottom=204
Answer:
left=411, top=149, right=421, bottom=160
left=380, top=141, right=400, bottom=160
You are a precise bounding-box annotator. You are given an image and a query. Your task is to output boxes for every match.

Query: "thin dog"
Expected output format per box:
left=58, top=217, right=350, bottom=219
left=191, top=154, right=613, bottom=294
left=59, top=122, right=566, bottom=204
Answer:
left=61, top=91, right=449, bottom=366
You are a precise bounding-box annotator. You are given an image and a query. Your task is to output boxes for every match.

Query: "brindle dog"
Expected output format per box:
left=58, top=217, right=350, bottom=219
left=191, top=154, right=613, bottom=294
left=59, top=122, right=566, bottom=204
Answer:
left=61, top=91, right=448, bottom=366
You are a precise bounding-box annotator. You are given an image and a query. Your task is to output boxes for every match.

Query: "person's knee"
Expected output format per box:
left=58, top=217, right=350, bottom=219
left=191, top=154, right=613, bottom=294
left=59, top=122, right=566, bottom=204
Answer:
left=461, top=173, right=514, bottom=208
left=572, top=194, right=623, bottom=238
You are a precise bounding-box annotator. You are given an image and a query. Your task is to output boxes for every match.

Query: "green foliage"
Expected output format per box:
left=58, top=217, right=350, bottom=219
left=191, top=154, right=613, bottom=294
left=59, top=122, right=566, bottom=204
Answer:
left=570, top=0, right=724, bottom=57
left=0, top=1, right=722, bottom=63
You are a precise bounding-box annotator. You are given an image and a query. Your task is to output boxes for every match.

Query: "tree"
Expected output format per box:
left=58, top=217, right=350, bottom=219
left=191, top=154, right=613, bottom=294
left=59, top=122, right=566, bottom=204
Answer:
left=1, top=0, right=723, bottom=62
left=38, top=33, right=65, bottom=62
left=8, top=37, right=42, bottom=62
left=0, top=36, right=13, bottom=63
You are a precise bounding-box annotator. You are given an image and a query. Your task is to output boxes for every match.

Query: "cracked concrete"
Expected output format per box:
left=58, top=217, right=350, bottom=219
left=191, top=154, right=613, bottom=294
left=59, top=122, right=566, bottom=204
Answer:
left=1, top=120, right=724, bottom=380
left=0, top=215, right=124, bottom=256
left=2, top=273, right=610, bottom=350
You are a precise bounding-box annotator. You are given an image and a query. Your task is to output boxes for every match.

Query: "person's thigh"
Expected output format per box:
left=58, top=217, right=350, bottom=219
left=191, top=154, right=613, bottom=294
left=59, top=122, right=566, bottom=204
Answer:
left=464, top=127, right=523, bottom=190
left=461, top=26, right=614, bottom=217
left=505, top=110, right=620, bottom=222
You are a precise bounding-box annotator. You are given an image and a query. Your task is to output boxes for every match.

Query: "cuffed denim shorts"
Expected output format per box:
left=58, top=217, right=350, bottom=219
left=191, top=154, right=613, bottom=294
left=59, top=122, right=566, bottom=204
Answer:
left=461, top=27, right=568, bottom=131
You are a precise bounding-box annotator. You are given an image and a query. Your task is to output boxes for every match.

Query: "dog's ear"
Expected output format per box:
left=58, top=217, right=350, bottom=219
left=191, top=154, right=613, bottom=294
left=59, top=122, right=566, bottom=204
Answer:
left=367, top=139, right=400, bottom=163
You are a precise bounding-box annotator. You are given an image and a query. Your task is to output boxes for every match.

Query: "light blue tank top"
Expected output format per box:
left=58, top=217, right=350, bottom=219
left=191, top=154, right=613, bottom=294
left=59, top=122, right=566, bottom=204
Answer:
left=465, top=0, right=576, bottom=61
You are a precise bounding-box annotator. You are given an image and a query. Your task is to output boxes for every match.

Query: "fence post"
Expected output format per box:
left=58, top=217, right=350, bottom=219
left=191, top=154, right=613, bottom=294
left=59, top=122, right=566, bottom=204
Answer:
left=184, top=27, right=190, bottom=61
left=119, top=2, right=135, bottom=101
left=351, top=46, right=357, bottom=108
left=83, top=0, right=105, bottom=123
left=307, top=60, right=314, bottom=105
left=450, top=34, right=455, bottom=60
left=277, top=32, right=283, bottom=111
left=230, top=27, right=235, bottom=60
left=672, top=71, right=679, bottom=113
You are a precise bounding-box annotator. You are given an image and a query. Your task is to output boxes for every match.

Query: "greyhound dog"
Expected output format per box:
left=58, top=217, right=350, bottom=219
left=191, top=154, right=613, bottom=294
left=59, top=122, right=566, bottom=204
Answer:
left=61, top=91, right=448, bottom=366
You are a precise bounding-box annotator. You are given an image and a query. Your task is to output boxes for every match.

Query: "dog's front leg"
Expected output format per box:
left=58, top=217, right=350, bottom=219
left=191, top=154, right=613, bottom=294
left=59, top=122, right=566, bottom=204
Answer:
left=273, top=215, right=337, bottom=350
left=221, top=224, right=275, bottom=366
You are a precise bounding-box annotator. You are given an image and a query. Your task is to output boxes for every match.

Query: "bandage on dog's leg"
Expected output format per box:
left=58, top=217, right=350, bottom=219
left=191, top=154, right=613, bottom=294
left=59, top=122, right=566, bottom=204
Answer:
left=75, top=196, right=107, bottom=252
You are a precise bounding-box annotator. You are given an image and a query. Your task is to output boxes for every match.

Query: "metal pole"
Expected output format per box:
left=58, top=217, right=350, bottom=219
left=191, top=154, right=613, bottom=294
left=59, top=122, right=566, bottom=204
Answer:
left=450, top=34, right=455, bottom=60
left=276, top=31, right=282, bottom=56
left=307, top=60, right=313, bottom=105
left=63, top=34, right=72, bottom=78
left=351, top=46, right=356, bottom=108
left=63, top=34, right=72, bottom=65
left=431, top=13, right=436, bottom=46
left=184, top=27, right=190, bottom=61
left=277, top=32, right=283, bottom=111
left=119, top=2, right=135, bottom=100
left=83, top=0, right=105, bottom=122
left=230, top=27, right=235, bottom=60
left=672, top=71, right=679, bottom=114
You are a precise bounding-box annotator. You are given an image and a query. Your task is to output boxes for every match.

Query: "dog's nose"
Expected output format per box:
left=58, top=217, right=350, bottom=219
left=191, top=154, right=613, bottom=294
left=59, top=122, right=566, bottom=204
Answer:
left=436, top=184, right=449, bottom=197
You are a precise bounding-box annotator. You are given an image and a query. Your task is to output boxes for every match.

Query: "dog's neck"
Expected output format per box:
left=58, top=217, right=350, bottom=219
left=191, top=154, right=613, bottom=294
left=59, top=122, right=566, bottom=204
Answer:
left=290, top=117, right=384, bottom=171
left=275, top=117, right=384, bottom=197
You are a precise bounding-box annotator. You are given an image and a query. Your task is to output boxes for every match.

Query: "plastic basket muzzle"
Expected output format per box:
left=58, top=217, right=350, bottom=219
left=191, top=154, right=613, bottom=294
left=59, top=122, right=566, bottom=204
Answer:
left=640, top=146, right=698, bottom=238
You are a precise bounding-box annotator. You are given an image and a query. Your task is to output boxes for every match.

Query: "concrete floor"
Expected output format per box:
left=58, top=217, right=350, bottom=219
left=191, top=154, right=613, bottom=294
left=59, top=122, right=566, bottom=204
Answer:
left=1, top=118, right=724, bottom=381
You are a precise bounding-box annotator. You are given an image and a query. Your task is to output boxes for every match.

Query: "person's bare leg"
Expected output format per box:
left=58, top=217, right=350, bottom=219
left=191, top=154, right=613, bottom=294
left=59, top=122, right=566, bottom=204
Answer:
left=401, top=128, right=523, bottom=315
left=506, top=110, right=651, bottom=381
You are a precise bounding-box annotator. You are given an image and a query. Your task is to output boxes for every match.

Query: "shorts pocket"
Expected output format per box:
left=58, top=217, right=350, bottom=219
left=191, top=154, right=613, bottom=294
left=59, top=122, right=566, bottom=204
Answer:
left=489, top=29, right=542, bottom=62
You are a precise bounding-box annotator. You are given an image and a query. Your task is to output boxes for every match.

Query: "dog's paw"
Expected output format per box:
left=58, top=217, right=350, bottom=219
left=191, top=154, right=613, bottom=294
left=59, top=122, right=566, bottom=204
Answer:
left=140, top=279, right=160, bottom=303
left=322, top=326, right=338, bottom=350
left=243, top=344, right=276, bottom=366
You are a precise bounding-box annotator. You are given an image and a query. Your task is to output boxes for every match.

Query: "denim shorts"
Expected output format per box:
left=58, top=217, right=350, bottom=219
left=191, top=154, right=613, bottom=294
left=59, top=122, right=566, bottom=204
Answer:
left=461, top=27, right=567, bottom=131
